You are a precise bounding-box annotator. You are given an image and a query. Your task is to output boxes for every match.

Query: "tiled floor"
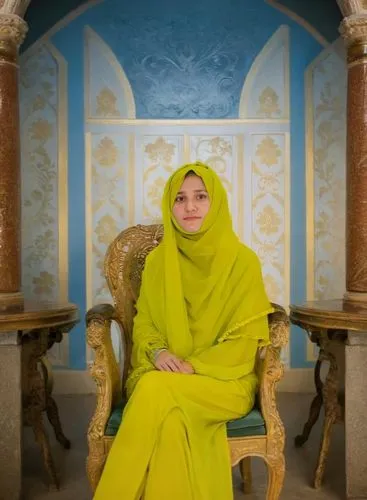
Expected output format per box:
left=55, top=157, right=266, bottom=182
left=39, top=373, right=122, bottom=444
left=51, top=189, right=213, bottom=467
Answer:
left=22, top=393, right=345, bottom=499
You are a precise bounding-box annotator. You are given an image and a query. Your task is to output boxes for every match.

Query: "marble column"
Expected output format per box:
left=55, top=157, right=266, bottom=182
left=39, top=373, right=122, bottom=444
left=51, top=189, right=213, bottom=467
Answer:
left=0, top=13, right=27, bottom=311
left=0, top=5, right=30, bottom=499
left=340, top=14, right=367, bottom=300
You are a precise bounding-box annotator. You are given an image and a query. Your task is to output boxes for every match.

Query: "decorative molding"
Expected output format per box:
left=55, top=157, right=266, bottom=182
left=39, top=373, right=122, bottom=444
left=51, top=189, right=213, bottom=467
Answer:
left=337, top=0, right=367, bottom=17
left=266, top=0, right=329, bottom=47
left=22, top=0, right=103, bottom=56
left=340, top=14, right=367, bottom=44
left=85, top=118, right=290, bottom=126
left=0, top=0, right=30, bottom=17
left=0, top=12, right=27, bottom=46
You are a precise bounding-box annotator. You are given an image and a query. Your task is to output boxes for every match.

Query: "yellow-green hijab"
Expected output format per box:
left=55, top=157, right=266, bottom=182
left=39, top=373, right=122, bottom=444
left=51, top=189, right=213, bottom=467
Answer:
left=141, top=162, right=272, bottom=359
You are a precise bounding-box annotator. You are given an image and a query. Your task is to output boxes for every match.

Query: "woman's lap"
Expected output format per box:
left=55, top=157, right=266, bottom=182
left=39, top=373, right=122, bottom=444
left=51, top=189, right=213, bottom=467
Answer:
left=129, top=370, right=257, bottom=424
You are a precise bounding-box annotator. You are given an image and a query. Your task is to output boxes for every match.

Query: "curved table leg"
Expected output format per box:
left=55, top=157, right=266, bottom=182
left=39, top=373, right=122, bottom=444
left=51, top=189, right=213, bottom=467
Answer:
left=294, top=358, right=323, bottom=447
left=40, top=356, right=71, bottom=449
left=22, top=329, right=60, bottom=489
left=313, top=346, right=342, bottom=488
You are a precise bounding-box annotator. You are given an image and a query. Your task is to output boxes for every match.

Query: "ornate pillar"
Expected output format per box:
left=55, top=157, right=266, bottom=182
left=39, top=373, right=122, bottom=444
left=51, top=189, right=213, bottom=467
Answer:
left=339, top=10, right=367, bottom=301
left=0, top=6, right=28, bottom=311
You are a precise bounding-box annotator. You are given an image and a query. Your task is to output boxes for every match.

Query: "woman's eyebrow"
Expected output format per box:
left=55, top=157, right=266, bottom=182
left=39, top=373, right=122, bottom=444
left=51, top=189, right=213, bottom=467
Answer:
left=176, top=189, right=208, bottom=195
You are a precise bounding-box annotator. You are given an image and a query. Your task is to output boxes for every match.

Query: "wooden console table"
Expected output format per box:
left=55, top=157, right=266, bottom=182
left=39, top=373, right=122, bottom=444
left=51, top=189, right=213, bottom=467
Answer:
left=0, top=302, right=79, bottom=499
left=290, top=300, right=367, bottom=499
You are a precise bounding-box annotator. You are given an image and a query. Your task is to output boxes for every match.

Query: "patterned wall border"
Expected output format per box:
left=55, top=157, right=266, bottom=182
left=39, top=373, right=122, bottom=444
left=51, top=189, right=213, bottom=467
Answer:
left=85, top=118, right=290, bottom=125
left=237, top=134, right=245, bottom=242
left=304, top=42, right=346, bottom=362
left=85, top=131, right=93, bottom=311
left=20, top=40, right=70, bottom=365
left=45, top=41, right=69, bottom=306
left=47, top=41, right=69, bottom=366
left=305, top=52, right=319, bottom=363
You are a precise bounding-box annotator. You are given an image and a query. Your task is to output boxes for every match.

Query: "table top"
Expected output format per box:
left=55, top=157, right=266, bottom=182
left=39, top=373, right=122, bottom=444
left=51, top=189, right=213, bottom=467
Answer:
left=0, top=301, right=79, bottom=332
left=290, top=299, right=367, bottom=331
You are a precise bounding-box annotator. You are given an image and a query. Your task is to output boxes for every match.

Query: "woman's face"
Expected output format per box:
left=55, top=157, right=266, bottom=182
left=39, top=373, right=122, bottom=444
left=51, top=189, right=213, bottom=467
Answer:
left=172, top=174, right=210, bottom=233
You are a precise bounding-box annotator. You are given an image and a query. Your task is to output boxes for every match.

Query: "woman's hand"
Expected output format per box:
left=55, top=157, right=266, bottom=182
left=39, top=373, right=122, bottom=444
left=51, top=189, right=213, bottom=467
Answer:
left=154, top=350, right=195, bottom=374
left=180, top=361, right=195, bottom=374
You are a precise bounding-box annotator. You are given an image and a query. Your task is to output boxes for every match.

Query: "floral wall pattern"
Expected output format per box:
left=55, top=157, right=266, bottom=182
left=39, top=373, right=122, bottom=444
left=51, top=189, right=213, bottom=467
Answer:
left=306, top=38, right=347, bottom=361
left=307, top=38, right=347, bottom=303
left=20, top=41, right=69, bottom=366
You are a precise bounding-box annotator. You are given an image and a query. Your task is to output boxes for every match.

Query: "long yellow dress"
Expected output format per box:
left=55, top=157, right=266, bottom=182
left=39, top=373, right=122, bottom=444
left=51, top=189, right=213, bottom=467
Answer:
left=93, top=163, right=273, bottom=499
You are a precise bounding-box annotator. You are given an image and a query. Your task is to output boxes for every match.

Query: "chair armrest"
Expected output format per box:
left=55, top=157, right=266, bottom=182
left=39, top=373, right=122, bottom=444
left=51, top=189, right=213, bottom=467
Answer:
left=86, top=304, right=122, bottom=440
left=258, top=306, right=290, bottom=454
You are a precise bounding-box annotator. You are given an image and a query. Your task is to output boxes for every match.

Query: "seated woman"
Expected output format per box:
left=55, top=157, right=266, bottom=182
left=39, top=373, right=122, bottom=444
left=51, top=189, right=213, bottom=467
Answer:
left=93, top=162, right=273, bottom=500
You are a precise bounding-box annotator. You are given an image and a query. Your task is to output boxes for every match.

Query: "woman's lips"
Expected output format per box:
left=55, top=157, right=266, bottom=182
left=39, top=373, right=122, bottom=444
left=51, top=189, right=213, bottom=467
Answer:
left=183, top=216, right=201, bottom=220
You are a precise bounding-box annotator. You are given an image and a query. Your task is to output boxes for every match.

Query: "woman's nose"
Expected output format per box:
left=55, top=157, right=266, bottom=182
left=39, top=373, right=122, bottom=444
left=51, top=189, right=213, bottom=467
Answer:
left=185, top=199, right=196, bottom=212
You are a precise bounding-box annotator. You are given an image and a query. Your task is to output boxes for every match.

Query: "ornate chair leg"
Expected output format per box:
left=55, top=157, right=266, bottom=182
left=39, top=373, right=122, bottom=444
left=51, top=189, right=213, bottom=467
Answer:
left=266, top=456, right=285, bottom=500
left=86, top=439, right=107, bottom=492
left=295, top=358, right=323, bottom=447
left=240, top=457, right=252, bottom=494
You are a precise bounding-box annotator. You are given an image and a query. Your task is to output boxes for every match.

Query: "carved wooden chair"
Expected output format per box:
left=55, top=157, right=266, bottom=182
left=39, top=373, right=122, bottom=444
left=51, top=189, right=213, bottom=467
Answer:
left=86, top=224, right=289, bottom=499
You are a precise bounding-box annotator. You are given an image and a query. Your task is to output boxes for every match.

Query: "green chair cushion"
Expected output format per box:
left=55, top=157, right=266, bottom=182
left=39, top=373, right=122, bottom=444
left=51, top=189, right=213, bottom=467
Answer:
left=105, top=400, right=266, bottom=438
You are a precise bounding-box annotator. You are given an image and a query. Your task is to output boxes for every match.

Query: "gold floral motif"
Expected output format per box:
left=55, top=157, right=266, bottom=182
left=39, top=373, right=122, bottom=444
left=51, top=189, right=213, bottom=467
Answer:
left=96, top=88, right=120, bottom=117
left=255, top=136, right=281, bottom=167
left=264, top=274, right=282, bottom=300
left=258, top=87, right=281, bottom=118
left=29, top=118, right=53, bottom=142
left=312, top=71, right=346, bottom=301
left=20, top=44, right=61, bottom=308
left=207, top=136, right=232, bottom=157
left=256, top=205, right=282, bottom=235
left=93, top=137, right=119, bottom=167
left=92, top=168, right=123, bottom=216
left=315, top=82, right=344, bottom=122
left=253, top=237, right=279, bottom=263
left=147, top=177, right=166, bottom=208
left=32, top=95, right=47, bottom=111
left=252, top=162, right=280, bottom=193
left=32, top=271, right=56, bottom=295
left=95, top=215, right=119, bottom=246
left=93, top=244, right=109, bottom=299
left=144, top=137, right=176, bottom=166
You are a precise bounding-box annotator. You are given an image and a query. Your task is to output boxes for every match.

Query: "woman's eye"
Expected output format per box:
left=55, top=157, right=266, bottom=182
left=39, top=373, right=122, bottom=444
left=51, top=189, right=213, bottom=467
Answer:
left=175, top=196, right=184, bottom=203
left=197, top=193, right=208, bottom=200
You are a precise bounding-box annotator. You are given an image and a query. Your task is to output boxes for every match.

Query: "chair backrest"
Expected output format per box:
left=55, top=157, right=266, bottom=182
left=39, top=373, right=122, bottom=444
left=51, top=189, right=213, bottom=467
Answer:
left=104, top=224, right=285, bottom=384
left=104, top=224, right=163, bottom=363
